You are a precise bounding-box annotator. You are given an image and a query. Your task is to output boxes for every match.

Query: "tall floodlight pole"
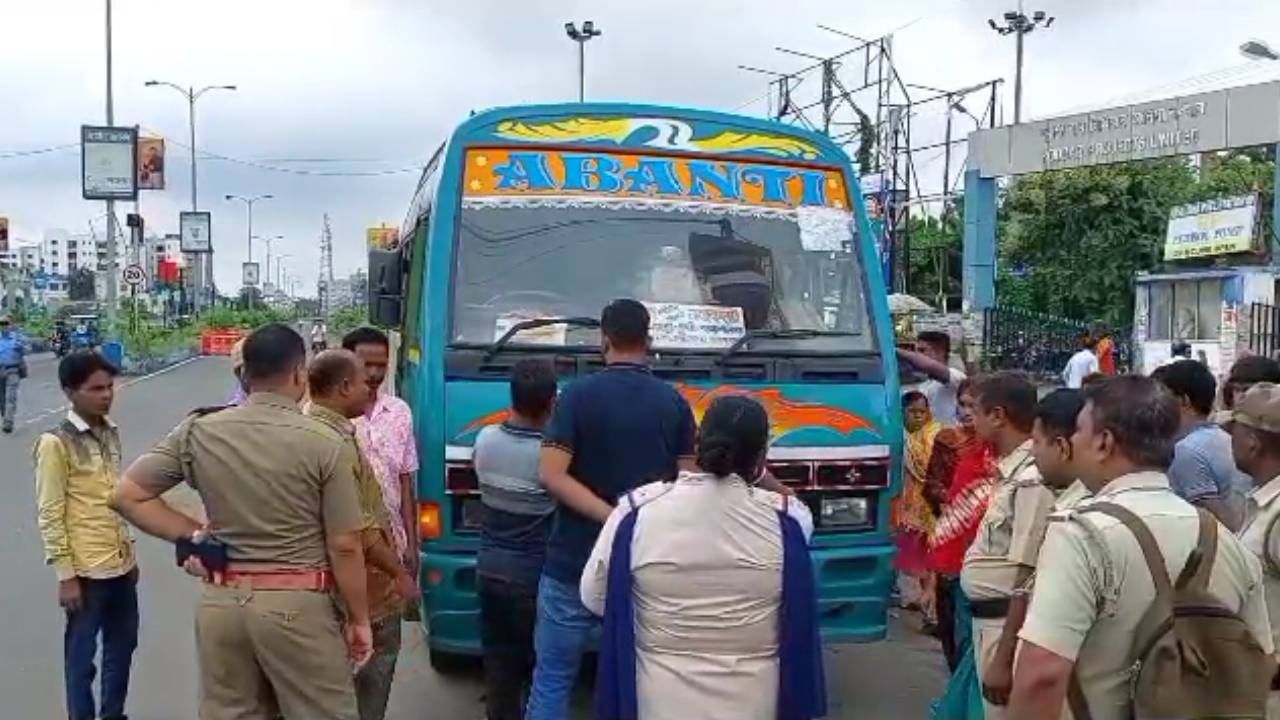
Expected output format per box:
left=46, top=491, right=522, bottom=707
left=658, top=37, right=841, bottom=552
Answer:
left=103, top=0, right=118, bottom=330
left=564, top=21, right=602, bottom=102
left=144, top=79, right=236, bottom=309
left=253, top=234, right=283, bottom=294
left=989, top=6, right=1054, bottom=124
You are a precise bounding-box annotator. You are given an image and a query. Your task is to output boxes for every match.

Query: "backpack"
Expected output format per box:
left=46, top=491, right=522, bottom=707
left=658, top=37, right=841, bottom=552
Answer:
left=1067, top=502, right=1274, bottom=720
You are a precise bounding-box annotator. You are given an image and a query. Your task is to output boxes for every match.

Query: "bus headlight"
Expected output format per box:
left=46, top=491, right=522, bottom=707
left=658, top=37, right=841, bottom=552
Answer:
left=820, top=496, right=869, bottom=528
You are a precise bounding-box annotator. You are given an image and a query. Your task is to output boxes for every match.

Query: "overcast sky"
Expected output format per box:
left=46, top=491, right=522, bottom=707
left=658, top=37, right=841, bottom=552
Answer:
left=3, top=0, right=1280, bottom=294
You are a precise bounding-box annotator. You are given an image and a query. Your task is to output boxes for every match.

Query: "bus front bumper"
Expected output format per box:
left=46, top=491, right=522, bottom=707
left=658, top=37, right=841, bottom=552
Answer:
left=417, top=541, right=895, bottom=656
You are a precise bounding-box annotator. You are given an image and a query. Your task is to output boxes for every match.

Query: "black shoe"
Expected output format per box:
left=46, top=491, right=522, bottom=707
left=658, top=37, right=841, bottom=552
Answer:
left=3, top=425, right=12, bottom=434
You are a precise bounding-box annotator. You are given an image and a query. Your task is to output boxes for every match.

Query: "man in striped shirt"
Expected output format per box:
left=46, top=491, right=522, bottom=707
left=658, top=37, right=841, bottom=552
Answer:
left=475, top=358, right=558, bottom=720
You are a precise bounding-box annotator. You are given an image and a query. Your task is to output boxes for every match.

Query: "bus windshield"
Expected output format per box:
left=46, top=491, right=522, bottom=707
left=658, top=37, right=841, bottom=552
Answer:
left=452, top=197, right=876, bottom=353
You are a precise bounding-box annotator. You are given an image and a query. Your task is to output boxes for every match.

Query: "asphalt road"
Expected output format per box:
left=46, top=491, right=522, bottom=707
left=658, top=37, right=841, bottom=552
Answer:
left=0, top=355, right=946, bottom=719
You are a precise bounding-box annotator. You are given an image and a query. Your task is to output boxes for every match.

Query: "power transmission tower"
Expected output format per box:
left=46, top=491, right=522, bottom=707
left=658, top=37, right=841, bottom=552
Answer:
left=318, top=214, right=334, bottom=319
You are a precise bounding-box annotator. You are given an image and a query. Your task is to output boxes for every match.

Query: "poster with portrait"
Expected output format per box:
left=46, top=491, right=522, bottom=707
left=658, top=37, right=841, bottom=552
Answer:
left=137, top=137, right=165, bottom=190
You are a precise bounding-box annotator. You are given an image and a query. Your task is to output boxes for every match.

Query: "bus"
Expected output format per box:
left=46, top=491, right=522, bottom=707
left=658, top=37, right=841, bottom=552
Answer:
left=368, top=103, right=903, bottom=670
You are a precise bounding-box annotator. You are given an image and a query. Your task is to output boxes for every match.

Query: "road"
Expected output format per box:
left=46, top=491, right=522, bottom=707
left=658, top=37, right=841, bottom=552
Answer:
left=0, top=355, right=946, bottom=719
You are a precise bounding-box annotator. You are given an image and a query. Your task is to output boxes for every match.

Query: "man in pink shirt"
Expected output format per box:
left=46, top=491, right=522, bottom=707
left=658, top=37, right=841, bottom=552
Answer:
left=343, top=327, right=420, bottom=587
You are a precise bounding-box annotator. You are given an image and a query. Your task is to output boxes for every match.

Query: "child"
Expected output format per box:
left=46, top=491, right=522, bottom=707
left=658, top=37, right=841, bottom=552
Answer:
left=474, top=358, right=558, bottom=720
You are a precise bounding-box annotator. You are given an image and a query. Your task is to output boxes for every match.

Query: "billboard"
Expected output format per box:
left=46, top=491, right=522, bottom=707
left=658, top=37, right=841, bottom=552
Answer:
left=81, top=125, right=138, bottom=200
left=1164, top=194, right=1258, bottom=261
left=367, top=225, right=398, bottom=250
left=242, top=262, right=260, bottom=286
left=180, top=211, right=212, bottom=253
left=137, top=137, right=165, bottom=190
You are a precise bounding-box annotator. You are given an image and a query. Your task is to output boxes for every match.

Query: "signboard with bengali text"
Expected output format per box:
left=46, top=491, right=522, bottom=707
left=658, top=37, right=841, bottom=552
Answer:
left=644, top=302, right=746, bottom=349
left=81, top=125, right=138, bottom=200
left=180, top=211, right=212, bottom=253
left=1163, top=194, right=1258, bottom=261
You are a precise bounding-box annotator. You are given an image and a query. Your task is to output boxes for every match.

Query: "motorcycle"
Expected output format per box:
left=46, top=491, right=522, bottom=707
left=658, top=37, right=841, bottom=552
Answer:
left=50, top=333, right=69, bottom=357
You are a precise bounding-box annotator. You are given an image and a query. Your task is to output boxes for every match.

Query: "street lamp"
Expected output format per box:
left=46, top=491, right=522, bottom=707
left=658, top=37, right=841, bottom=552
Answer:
left=988, top=9, right=1054, bottom=124
left=564, top=20, right=602, bottom=102
left=225, top=194, right=272, bottom=305
left=1241, top=40, right=1280, bottom=61
left=144, top=79, right=236, bottom=309
left=252, top=234, right=283, bottom=294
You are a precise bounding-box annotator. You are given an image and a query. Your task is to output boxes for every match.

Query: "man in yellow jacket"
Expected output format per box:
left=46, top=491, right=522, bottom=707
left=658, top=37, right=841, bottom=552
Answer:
left=33, top=351, right=138, bottom=720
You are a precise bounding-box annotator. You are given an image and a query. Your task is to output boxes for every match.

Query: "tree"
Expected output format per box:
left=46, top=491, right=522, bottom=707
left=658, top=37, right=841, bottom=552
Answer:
left=68, top=268, right=96, bottom=301
left=907, top=202, right=963, bottom=310
left=995, top=149, right=1275, bottom=328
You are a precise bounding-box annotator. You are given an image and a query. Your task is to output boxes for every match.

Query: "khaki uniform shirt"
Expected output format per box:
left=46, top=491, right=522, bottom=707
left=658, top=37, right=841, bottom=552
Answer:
left=132, top=392, right=364, bottom=567
left=1238, top=473, right=1280, bottom=652
left=1055, top=480, right=1092, bottom=512
left=305, top=403, right=402, bottom=621
left=961, top=439, right=1056, bottom=601
left=1019, top=472, right=1273, bottom=720
left=33, top=412, right=135, bottom=580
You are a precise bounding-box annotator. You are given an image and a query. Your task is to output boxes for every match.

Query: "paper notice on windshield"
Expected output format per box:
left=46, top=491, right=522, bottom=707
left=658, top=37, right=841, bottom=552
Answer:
left=643, top=302, right=745, bottom=349
left=494, top=313, right=568, bottom=346
left=796, top=206, right=853, bottom=252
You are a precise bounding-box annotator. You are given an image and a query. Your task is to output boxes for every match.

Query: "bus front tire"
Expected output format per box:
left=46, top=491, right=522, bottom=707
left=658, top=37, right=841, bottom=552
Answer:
left=429, top=648, right=472, bottom=676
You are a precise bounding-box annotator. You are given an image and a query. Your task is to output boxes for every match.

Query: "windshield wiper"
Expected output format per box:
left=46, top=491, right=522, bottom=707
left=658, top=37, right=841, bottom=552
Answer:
left=482, top=316, right=600, bottom=363
left=717, top=329, right=860, bottom=364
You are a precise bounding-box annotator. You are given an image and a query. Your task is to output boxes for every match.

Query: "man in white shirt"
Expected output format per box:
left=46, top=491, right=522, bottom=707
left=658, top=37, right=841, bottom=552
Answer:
left=898, top=330, right=966, bottom=426
left=1061, top=335, right=1099, bottom=389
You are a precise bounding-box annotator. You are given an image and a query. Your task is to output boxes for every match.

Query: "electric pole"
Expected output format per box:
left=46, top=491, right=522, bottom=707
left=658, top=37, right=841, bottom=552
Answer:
left=564, top=21, right=602, bottom=102
left=989, top=6, right=1054, bottom=124
left=319, top=214, right=334, bottom=320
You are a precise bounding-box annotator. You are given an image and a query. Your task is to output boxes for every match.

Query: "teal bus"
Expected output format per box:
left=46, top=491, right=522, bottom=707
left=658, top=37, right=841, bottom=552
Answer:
left=368, top=103, right=904, bottom=670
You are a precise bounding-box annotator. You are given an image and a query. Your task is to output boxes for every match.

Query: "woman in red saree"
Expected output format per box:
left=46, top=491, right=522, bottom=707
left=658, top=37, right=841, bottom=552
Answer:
left=927, top=381, right=997, bottom=719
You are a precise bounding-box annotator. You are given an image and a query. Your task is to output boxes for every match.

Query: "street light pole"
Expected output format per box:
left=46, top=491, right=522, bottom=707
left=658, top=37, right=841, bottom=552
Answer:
left=989, top=7, right=1054, bottom=124
left=225, top=194, right=272, bottom=306
left=144, top=79, right=236, bottom=310
left=104, top=0, right=118, bottom=331
left=564, top=21, right=602, bottom=102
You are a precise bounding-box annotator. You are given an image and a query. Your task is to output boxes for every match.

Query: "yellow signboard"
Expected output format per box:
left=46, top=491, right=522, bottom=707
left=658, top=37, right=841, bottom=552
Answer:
left=1163, top=194, right=1258, bottom=261
left=367, top=225, right=398, bottom=249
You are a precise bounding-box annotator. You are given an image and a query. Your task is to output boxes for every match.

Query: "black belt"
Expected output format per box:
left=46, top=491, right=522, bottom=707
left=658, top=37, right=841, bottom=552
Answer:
left=969, top=598, right=1011, bottom=619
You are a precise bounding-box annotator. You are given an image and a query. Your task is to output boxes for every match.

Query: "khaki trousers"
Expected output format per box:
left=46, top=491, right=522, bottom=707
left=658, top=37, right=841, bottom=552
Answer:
left=354, top=613, right=402, bottom=720
left=196, top=584, right=358, bottom=720
left=973, top=616, right=1008, bottom=720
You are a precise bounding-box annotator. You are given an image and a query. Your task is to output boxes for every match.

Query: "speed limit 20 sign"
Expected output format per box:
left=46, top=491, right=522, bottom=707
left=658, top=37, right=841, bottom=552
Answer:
left=122, top=264, right=146, bottom=287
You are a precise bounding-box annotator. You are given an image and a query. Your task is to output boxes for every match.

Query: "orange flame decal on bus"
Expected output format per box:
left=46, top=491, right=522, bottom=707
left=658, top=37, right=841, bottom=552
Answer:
left=460, top=384, right=874, bottom=439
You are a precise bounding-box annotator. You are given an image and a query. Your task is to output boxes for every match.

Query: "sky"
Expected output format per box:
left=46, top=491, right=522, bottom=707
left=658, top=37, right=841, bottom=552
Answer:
left=3, top=0, right=1280, bottom=295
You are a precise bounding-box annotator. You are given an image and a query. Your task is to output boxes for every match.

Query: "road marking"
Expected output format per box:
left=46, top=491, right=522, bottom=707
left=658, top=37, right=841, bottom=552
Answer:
left=18, top=355, right=209, bottom=429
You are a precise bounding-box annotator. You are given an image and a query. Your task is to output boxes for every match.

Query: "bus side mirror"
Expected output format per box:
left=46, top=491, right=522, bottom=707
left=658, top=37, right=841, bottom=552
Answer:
left=368, top=248, right=403, bottom=328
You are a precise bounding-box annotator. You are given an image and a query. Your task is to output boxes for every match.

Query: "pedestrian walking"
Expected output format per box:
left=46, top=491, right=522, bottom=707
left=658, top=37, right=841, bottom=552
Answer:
left=344, top=327, right=420, bottom=596
left=1009, top=375, right=1274, bottom=720
left=109, top=323, right=373, bottom=720
left=1093, top=329, right=1116, bottom=376
left=34, top=351, right=137, bottom=720
left=306, top=349, right=418, bottom=720
left=1029, top=389, right=1090, bottom=511
left=583, top=394, right=824, bottom=720
left=896, top=390, right=941, bottom=629
left=1227, top=382, right=1280, bottom=717
left=0, top=314, right=29, bottom=432
left=526, top=299, right=697, bottom=720
left=898, top=330, right=967, bottom=425
left=1153, top=359, right=1251, bottom=530
left=475, top=358, right=558, bottom=720
left=960, top=371, right=1057, bottom=718
left=1061, top=334, right=1099, bottom=390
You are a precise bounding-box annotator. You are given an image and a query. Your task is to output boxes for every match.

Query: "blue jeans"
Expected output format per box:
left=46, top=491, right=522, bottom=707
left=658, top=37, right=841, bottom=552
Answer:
left=64, top=573, right=139, bottom=720
left=525, top=574, right=597, bottom=720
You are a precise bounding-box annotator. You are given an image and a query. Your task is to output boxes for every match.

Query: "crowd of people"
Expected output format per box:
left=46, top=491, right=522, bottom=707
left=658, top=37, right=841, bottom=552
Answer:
left=895, top=331, right=1280, bottom=720
left=31, top=297, right=1280, bottom=720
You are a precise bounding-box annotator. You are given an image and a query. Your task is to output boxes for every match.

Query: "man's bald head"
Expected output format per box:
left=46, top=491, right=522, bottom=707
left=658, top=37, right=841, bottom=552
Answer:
left=308, top=349, right=369, bottom=418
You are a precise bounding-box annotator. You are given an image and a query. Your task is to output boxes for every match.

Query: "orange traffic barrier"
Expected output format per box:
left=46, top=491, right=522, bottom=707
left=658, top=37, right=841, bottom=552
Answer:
left=200, top=329, right=246, bottom=356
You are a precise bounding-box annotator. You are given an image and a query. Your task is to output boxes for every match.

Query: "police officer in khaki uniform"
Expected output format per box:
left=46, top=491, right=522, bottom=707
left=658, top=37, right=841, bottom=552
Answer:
left=305, top=350, right=417, bottom=720
left=1009, top=375, right=1273, bottom=720
left=110, top=323, right=372, bottom=720
left=1229, top=382, right=1280, bottom=716
left=960, top=372, right=1057, bottom=718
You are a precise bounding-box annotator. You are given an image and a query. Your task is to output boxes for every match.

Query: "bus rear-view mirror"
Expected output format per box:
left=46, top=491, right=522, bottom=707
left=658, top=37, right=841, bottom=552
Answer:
left=368, top=248, right=403, bottom=328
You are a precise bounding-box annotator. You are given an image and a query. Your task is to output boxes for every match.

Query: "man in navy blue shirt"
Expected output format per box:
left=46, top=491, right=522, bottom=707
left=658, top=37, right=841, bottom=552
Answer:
left=526, top=299, right=697, bottom=720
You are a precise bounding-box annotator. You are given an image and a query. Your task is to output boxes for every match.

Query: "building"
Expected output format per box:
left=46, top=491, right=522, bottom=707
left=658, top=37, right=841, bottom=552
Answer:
left=39, top=228, right=127, bottom=276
